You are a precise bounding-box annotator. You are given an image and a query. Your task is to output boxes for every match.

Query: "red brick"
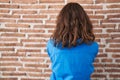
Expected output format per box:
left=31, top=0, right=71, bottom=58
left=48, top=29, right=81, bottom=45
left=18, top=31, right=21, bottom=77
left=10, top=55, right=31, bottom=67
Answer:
left=0, top=48, right=14, bottom=51
left=85, top=10, right=93, bottom=14
left=46, top=20, right=56, bottom=24
left=83, top=5, right=102, bottom=9
left=40, top=0, right=64, bottom=3
left=12, top=0, right=38, bottom=4
left=110, top=44, right=120, bottom=48
left=2, top=53, right=26, bottom=57
left=96, top=0, right=120, bottom=3
left=23, top=15, right=47, bottom=19
left=105, top=49, right=120, bottom=52
left=68, top=0, right=93, bottom=4
left=107, top=4, right=120, bottom=8
left=28, top=34, right=51, bottom=38
left=106, top=0, right=120, bottom=3
left=0, top=28, right=18, bottom=32
left=97, top=54, right=107, bottom=57
left=112, top=54, right=120, bottom=58
left=12, top=10, right=37, bottom=14
left=21, top=39, right=46, bottom=43
left=94, top=69, right=103, bottom=72
left=0, top=14, right=20, bottom=18
left=101, top=24, right=116, bottom=29
left=0, top=4, right=19, bottom=8
left=21, top=5, right=46, bottom=9
left=44, top=69, right=51, bottom=73
left=21, top=78, right=40, bottom=80
left=105, top=64, right=120, bottom=67
left=110, top=74, right=120, bottom=78
left=0, top=10, right=10, bottom=13
left=27, top=53, right=48, bottom=57
left=0, top=38, right=17, bottom=42
left=106, top=29, right=120, bottom=33
left=18, top=19, right=43, bottom=23
left=20, top=29, right=45, bottom=33
left=49, top=15, right=57, bottom=19
left=17, top=49, right=41, bottom=52
left=95, top=34, right=110, bottom=38
left=94, top=63, right=105, bottom=67
left=116, top=59, right=120, bottom=62
left=0, top=43, right=22, bottom=46
left=106, top=39, right=120, bottom=43
left=0, top=63, right=22, bottom=66
left=18, top=68, right=42, bottom=72
left=0, top=19, right=16, bottom=23
left=25, top=44, right=46, bottom=47
left=3, top=72, right=26, bottom=76
left=97, top=49, right=103, bottom=53
left=48, top=30, right=54, bottom=33
left=89, top=15, right=104, bottom=19
left=102, top=20, right=120, bottom=23
left=99, top=44, right=105, bottom=48
left=105, top=69, right=120, bottom=72
left=0, top=0, right=10, bottom=3
left=107, top=14, right=120, bottom=19
left=27, top=73, right=50, bottom=77
left=91, top=74, right=106, bottom=78
left=48, top=5, right=64, bottom=9
left=25, top=64, right=49, bottom=68
left=0, top=67, right=16, bottom=71
left=0, top=78, right=17, bottom=80
left=0, top=58, right=18, bottom=61
left=101, top=59, right=112, bottom=62
left=95, top=10, right=120, bottom=14
left=5, top=23, right=30, bottom=28
left=93, top=29, right=102, bottom=33
left=111, top=34, right=120, bottom=39
left=91, top=19, right=98, bottom=24
left=20, top=58, right=44, bottom=62
left=40, top=10, right=60, bottom=14
left=95, top=0, right=105, bottom=3
left=33, top=25, right=55, bottom=28
left=1, top=33, right=25, bottom=37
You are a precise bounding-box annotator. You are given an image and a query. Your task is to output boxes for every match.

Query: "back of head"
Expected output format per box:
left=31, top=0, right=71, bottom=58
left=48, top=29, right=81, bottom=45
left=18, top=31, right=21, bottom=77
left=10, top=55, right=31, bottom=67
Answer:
left=51, top=2, right=95, bottom=48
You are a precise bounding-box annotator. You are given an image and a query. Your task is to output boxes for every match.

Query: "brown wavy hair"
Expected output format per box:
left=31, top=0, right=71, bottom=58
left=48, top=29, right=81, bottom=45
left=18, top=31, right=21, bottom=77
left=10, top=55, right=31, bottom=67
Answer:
left=50, top=2, right=95, bottom=48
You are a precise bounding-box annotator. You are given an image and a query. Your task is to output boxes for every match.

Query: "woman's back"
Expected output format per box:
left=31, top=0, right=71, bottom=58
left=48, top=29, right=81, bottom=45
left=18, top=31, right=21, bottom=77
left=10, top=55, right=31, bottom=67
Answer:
left=46, top=2, right=99, bottom=80
left=47, top=39, right=99, bottom=80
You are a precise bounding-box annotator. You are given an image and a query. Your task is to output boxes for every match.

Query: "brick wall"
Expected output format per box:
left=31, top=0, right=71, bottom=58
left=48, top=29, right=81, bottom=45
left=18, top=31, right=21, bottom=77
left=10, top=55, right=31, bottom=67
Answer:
left=0, top=0, right=120, bottom=80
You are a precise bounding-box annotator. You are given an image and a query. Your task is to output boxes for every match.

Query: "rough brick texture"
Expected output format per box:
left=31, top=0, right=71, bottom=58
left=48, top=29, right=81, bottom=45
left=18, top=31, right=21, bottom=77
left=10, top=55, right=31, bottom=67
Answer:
left=0, top=0, right=120, bottom=80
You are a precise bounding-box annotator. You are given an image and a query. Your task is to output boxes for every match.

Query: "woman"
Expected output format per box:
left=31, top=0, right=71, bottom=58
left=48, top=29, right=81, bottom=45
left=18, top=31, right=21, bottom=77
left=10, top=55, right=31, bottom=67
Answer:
left=46, top=2, right=99, bottom=80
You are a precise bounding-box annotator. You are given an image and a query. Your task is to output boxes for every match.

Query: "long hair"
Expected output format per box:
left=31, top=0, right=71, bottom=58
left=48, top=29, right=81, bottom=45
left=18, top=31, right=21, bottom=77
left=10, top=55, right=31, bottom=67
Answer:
left=50, top=2, right=95, bottom=48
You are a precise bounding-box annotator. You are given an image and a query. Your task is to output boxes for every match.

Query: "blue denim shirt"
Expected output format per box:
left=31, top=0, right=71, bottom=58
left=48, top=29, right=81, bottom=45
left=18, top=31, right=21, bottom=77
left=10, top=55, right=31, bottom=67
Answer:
left=46, top=39, right=99, bottom=80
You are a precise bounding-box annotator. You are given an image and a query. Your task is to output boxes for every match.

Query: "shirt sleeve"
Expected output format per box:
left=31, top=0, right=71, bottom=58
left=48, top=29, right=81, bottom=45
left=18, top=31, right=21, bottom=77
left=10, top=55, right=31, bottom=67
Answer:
left=46, top=39, right=51, bottom=57
left=94, top=42, right=99, bottom=58
left=46, top=39, right=53, bottom=62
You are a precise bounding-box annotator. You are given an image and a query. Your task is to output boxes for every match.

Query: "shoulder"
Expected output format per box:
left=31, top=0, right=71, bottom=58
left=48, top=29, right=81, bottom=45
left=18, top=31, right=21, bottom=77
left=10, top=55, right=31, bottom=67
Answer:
left=92, top=41, right=99, bottom=57
left=84, top=41, right=99, bottom=49
left=90, top=41, right=99, bottom=52
left=47, top=38, right=54, bottom=44
left=92, top=41, right=99, bottom=48
left=47, top=38, right=54, bottom=48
